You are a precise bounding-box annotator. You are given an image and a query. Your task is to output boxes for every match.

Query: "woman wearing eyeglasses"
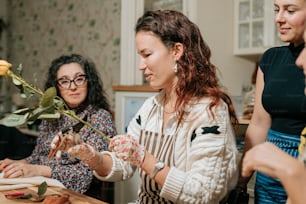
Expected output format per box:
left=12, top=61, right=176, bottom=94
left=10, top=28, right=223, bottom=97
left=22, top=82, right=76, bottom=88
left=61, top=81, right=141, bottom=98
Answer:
left=0, top=54, right=116, bottom=194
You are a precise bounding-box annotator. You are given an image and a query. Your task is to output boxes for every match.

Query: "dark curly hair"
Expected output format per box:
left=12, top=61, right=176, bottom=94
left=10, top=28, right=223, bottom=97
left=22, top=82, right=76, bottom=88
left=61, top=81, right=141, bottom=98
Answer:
left=44, top=54, right=110, bottom=112
left=136, top=10, right=238, bottom=127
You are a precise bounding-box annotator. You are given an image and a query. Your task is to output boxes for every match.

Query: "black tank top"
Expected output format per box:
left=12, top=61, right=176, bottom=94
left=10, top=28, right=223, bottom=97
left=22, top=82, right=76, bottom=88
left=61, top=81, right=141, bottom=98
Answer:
left=260, top=43, right=306, bottom=135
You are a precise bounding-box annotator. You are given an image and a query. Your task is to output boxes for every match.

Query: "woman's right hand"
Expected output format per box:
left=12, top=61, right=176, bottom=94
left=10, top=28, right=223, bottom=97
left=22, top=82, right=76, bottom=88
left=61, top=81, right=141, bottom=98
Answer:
left=49, top=130, right=98, bottom=166
left=0, top=159, right=47, bottom=178
left=49, top=132, right=96, bottom=162
left=0, top=158, right=15, bottom=171
left=109, top=134, right=145, bottom=166
left=49, top=129, right=81, bottom=159
left=2, top=163, right=48, bottom=178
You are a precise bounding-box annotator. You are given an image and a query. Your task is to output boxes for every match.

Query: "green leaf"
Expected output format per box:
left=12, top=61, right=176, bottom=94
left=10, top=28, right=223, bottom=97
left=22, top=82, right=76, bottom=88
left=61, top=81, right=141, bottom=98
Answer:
left=54, top=98, right=65, bottom=110
left=20, top=93, right=27, bottom=98
left=16, top=64, right=23, bottom=75
left=12, top=76, right=22, bottom=86
left=37, top=181, right=48, bottom=197
left=26, top=105, right=54, bottom=122
left=38, top=112, right=60, bottom=120
left=15, top=84, right=24, bottom=95
left=40, top=87, right=56, bottom=107
left=43, top=105, right=56, bottom=114
left=23, top=86, right=36, bottom=98
left=0, top=114, right=27, bottom=126
left=13, top=107, right=32, bottom=114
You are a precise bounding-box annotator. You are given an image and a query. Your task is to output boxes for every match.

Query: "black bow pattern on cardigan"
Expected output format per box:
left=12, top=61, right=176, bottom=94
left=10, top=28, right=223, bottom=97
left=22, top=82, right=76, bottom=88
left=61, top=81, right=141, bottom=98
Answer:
left=136, top=115, right=141, bottom=126
left=191, top=125, right=220, bottom=142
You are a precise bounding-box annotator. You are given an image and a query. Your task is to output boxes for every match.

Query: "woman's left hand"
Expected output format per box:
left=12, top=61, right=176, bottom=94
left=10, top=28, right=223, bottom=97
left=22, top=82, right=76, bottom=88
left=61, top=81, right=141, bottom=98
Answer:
left=109, top=134, right=145, bottom=166
left=49, top=129, right=81, bottom=159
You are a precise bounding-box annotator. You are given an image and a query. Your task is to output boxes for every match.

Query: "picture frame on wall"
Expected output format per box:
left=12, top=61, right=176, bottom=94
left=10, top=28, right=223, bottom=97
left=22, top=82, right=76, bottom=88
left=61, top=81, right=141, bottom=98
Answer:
left=115, top=90, right=157, bottom=134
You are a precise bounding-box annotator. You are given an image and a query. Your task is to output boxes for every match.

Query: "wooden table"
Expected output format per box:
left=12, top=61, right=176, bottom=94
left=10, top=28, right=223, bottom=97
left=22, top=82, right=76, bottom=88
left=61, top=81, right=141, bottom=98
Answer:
left=0, top=186, right=108, bottom=204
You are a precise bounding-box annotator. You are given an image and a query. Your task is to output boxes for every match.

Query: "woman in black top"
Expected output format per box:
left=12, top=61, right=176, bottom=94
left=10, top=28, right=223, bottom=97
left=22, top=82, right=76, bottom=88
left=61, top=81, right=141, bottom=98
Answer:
left=238, top=0, right=306, bottom=203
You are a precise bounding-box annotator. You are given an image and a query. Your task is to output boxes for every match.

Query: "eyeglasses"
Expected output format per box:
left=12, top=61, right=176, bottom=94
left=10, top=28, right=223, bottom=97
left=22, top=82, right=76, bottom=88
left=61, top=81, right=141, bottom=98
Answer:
left=57, top=74, right=87, bottom=89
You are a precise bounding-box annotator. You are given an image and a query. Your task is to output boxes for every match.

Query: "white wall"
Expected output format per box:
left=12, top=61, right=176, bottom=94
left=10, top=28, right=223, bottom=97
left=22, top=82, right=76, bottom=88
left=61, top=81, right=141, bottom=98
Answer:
left=196, top=0, right=256, bottom=96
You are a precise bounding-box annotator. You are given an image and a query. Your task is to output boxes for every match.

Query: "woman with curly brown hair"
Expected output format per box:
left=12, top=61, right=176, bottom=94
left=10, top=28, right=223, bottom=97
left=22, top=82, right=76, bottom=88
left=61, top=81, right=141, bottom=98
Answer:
left=51, top=10, right=239, bottom=203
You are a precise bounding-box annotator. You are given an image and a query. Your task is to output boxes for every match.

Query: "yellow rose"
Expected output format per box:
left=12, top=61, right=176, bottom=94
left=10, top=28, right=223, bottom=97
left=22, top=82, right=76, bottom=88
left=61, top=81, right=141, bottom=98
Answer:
left=0, top=60, right=12, bottom=76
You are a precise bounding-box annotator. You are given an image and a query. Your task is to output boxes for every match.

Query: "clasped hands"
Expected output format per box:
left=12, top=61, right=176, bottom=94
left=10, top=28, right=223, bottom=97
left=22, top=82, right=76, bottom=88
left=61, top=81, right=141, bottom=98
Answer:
left=109, top=134, right=146, bottom=166
left=50, top=131, right=145, bottom=167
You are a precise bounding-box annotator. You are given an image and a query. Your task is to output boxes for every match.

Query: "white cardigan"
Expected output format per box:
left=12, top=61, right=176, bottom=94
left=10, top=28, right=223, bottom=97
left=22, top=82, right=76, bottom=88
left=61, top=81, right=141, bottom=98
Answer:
left=95, top=91, right=239, bottom=203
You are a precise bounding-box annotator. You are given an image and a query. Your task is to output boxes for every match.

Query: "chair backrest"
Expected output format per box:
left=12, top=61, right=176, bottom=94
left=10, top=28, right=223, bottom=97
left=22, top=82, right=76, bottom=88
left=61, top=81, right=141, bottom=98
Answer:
left=84, top=176, right=114, bottom=204
left=0, top=125, right=36, bottom=160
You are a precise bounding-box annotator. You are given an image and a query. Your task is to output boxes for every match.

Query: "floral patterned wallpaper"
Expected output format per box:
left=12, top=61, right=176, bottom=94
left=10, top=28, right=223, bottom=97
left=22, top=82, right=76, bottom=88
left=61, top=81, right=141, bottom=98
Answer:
left=4, top=0, right=120, bottom=110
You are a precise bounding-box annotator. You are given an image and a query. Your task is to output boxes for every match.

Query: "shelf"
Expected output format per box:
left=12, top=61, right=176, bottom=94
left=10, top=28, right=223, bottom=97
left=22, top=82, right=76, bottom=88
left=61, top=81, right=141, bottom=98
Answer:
left=112, top=85, right=158, bottom=92
left=238, top=118, right=250, bottom=125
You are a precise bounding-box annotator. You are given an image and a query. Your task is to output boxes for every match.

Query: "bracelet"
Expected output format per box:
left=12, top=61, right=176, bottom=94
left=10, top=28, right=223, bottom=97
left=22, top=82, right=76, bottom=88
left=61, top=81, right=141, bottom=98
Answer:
left=91, top=153, right=103, bottom=170
left=149, top=161, right=165, bottom=179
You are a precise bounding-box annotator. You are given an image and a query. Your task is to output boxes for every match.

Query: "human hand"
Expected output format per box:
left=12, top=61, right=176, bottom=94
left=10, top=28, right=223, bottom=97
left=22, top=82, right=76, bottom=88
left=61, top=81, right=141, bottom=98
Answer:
left=49, top=128, right=81, bottom=159
left=0, top=159, right=38, bottom=178
left=242, top=142, right=293, bottom=178
left=109, top=134, right=145, bottom=166
left=67, top=143, right=96, bottom=163
left=0, top=158, right=15, bottom=171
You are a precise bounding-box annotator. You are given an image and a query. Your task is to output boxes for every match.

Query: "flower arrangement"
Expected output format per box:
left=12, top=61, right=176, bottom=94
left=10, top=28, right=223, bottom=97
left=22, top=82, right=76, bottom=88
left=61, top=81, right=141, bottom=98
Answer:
left=0, top=60, right=108, bottom=141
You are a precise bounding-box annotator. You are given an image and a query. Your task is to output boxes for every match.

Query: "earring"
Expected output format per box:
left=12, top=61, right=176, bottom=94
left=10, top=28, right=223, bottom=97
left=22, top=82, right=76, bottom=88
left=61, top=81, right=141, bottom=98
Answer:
left=173, top=63, right=178, bottom=73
